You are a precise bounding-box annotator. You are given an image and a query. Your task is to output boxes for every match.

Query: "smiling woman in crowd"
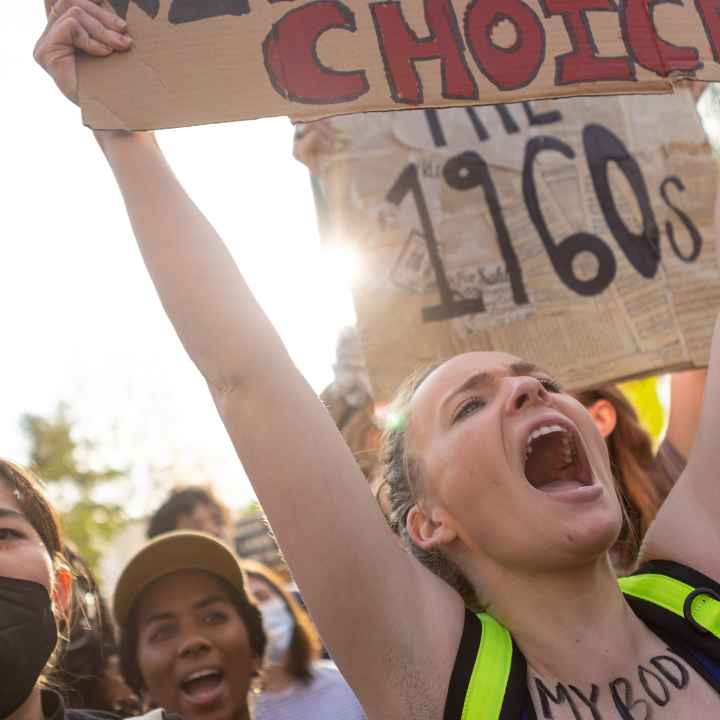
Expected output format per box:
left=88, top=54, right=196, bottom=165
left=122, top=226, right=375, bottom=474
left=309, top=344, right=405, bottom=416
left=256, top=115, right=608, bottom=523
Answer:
left=114, top=532, right=265, bottom=720
left=35, top=4, right=720, bottom=719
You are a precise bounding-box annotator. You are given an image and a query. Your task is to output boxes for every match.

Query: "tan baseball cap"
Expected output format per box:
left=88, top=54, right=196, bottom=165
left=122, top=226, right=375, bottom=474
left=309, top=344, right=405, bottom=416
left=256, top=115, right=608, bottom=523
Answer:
left=113, top=530, right=250, bottom=627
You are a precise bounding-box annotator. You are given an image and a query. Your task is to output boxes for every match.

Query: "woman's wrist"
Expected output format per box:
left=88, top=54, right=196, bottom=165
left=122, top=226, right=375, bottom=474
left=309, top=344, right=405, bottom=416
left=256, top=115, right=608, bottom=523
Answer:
left=93, top=128, right=158, bottom=157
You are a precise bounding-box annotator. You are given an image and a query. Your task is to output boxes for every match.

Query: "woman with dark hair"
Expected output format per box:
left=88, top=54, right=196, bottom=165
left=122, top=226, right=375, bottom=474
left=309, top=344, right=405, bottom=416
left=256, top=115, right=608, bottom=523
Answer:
left=57, top=547, right=140, bottom=714
left=0, top=458, right=106, bottom=720
left=114, top=532, right=266, bottom=720
left=35, top=8, right=720, bottom=718
left=576, top=376, right=708, bottom=574
left=241, top=561, right=365, bottom=720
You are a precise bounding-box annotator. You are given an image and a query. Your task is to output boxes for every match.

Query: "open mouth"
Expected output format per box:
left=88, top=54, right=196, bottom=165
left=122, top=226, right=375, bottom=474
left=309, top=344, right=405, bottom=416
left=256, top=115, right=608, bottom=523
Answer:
left=523, top=423, right=593, bottom=493
left=179, top=668, right=225, bottom=705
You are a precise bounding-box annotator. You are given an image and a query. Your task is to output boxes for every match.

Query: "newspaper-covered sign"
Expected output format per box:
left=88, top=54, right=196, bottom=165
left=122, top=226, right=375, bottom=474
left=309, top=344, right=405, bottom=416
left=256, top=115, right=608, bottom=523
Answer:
left=310, top=91, right=720, bottom=399
left=64, top=0, right=720, bottom=130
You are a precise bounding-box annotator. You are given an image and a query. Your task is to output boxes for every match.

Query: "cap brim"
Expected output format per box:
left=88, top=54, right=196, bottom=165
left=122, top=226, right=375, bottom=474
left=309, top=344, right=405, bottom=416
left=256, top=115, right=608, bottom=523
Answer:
left=113, top=531, right=248, bottom=626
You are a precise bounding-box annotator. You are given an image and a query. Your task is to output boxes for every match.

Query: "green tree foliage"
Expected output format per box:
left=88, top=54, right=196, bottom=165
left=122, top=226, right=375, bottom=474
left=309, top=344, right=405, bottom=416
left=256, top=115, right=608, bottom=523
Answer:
left=21, top=403, right=128, bottom=572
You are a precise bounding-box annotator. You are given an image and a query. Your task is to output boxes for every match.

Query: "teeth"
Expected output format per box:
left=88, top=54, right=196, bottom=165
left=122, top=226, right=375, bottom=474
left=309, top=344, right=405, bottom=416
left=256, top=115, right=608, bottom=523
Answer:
left=524, top=424, right=572, bottom=462
left=185, top=669, right=220, bottom=682
left=525, top=424, right=565, bottom=455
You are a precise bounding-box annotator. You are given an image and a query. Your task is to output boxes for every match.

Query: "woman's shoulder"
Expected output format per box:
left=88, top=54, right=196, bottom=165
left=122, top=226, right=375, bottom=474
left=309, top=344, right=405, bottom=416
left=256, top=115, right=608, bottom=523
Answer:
left=66, top=708, right=182, bottom=720
left=312, top=659, right=346, bottom=678
left=42, top=690, right=123, bottom=720
left=66, top=712, right=122, bottom=720
left=256, top=662, right=366, bottom=719
left=43, top=692, right=183, bottom=720
left=308, top=660, right=361, bottom=694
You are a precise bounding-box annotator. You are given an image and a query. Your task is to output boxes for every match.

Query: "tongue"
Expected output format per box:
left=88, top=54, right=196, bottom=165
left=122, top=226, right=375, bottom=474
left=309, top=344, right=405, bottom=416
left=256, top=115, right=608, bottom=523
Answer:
left=536, top=479, right=583, bottom=493
left=184, top=675, right=222, bottom=701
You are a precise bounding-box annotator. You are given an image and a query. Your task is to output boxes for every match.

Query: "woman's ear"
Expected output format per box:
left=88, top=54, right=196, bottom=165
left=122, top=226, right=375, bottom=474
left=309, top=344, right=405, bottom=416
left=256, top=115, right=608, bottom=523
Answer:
left=52, top=565, right=72, bottom=616
left=406, top=504, right=457, bottom=551
left=587, top=399, right=618, bottom=439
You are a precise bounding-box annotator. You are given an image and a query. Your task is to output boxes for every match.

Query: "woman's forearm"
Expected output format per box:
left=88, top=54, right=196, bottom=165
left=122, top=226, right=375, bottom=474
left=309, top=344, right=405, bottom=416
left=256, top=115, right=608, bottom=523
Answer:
left=95, top=130, right=293, bottom=389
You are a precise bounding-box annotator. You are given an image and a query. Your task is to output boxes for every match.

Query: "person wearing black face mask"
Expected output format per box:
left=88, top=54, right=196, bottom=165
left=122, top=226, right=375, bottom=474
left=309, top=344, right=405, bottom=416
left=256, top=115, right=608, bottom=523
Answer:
left=0, top=575, right=58, bottom=719
left=1, top=457, right=219, bottom=720
left=0, top=459, right=129, bottom=720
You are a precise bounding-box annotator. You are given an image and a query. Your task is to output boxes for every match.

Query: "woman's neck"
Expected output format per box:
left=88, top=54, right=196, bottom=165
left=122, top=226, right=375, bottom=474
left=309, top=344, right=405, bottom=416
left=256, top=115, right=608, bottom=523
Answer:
left=9, top=686, right=44, bottom=720
left=235, top=699, right=253, bottom=720
left=479, top=556, right=660, bottom=685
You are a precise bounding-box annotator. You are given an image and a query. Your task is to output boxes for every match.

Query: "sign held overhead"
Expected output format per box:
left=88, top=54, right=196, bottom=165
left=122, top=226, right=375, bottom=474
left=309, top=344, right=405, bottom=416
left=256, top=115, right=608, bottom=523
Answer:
left=305, top=92, right=720, bottom=398
left=74, top=0, right=720, bottom=129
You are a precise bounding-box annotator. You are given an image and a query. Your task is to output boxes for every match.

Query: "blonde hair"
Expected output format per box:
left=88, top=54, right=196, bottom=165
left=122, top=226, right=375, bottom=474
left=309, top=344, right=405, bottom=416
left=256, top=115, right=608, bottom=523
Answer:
left=377, top=368, right=480, bottom=609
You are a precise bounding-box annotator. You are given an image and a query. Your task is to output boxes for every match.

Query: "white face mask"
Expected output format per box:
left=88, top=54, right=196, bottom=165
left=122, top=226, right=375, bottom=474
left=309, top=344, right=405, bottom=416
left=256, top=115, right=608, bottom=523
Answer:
left=259, top=596, right=294, bottom=665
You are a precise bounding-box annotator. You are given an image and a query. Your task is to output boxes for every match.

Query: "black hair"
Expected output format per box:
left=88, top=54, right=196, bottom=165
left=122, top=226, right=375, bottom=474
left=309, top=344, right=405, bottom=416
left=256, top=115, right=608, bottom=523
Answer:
left=147, top=486, right=230, bottom=539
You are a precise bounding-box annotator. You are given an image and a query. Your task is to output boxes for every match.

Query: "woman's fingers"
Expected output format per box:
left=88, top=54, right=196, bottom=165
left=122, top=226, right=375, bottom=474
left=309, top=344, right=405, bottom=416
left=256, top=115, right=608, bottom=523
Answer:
left=34, top=15, right=108, bottom=104
left=59, top=13, right=115, bottom=57
left=49, top=1, right=131, bottom=51
left=293, top=120, right=347, bottom=174
left=34, top=0, right=131, bottom=105
left=48, top=0, right=124, bottom=31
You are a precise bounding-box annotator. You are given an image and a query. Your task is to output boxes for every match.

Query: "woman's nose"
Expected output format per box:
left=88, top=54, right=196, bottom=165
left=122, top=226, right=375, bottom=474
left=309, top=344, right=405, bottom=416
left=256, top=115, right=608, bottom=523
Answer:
left=504, top=376, right=549, bottom=415
left=178, top=634, right=212, bottom=659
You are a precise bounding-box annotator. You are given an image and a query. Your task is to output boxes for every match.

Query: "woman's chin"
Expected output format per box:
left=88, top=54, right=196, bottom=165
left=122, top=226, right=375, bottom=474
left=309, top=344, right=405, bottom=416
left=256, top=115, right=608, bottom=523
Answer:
left=561, top=512, right=623, bottom=563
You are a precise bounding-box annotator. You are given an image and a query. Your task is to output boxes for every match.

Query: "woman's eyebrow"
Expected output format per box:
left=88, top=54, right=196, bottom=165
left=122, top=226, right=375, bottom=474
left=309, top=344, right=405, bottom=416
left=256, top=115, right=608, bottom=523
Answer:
left=510, top=361, right=541, bottom=376
left=441, top=363, right=552, bottom=413
left=0, top=508, right=28, bottom=523
left=143, top=610, right=175, bottom=625
left=142, top=595, right=228, bottom=626
left=194, top=594, right=228, bottom=610
left=441, top=371, right=492, bottom=412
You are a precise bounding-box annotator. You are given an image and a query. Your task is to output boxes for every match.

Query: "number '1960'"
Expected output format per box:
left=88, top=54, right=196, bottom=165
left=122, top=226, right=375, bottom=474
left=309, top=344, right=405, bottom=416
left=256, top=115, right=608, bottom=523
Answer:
left=386, top=123, right=702, bottom=323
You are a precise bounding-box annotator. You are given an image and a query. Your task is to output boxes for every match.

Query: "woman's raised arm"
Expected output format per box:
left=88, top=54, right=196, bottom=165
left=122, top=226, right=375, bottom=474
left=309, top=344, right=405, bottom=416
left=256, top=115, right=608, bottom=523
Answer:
left=97, top=129, right=464, bottom=716
left=34, top=5, right=464, bottom=717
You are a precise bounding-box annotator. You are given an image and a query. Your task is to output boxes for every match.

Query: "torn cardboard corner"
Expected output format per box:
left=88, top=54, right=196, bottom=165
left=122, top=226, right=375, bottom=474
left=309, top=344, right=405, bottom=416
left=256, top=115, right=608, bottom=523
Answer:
left=306, top=92, right=720, bottom=399
left=71, top=0, right=720, bottom=130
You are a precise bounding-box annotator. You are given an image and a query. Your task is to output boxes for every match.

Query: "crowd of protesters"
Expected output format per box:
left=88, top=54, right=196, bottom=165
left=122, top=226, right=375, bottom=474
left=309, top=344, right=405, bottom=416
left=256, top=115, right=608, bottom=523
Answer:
left=0, top=349, right=704, bottom=720
left=0, top=460, right=367, bottom=720
left=10, top=2, right=720, bottom=720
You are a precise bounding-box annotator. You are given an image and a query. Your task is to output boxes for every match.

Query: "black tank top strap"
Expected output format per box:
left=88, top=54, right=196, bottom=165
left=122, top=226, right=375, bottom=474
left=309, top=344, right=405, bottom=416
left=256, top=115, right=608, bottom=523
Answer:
left=444, top=611, right=481, bottom=720
left=444, top=610, right=533, bottom=720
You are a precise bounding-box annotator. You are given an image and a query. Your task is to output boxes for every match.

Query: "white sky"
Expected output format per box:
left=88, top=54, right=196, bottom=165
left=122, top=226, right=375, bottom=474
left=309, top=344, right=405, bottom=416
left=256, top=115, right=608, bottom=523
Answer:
left=0, top=3, right=357, bottom=514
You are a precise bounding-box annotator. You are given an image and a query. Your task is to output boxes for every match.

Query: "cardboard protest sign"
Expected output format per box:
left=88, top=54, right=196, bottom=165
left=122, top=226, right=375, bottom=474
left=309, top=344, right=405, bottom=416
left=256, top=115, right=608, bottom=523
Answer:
left=307, top=91, right=720, bottom=399
left=68, top=0, right=720, bottom=130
